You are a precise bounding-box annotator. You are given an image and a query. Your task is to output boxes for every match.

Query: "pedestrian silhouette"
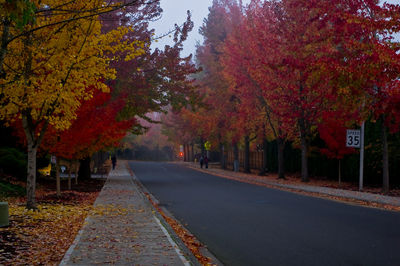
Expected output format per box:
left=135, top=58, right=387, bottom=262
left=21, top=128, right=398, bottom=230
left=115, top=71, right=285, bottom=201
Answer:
left=111, top=155, right=117, bottom=170
left=200, top=155, right=204, bottom=168
left=204, top=155, right=209, bottom=169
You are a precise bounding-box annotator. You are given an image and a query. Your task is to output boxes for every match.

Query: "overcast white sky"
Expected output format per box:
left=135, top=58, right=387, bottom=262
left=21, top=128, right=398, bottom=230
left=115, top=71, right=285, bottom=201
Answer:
left=150, top=0, right=400, bottom=58
left=149, top=0, right=216, bottom=57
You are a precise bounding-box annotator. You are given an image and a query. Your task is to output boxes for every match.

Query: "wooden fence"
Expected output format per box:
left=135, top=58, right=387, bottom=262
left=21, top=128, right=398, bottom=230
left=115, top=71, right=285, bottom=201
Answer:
left=226, top=151, right=264, bottom=170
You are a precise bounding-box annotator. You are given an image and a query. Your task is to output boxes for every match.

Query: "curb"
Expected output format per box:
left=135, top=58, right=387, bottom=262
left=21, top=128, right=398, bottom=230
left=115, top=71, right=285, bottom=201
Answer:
left=184, top=163, right=400, bottom=210
left=125, top=162, right=204, bottom=266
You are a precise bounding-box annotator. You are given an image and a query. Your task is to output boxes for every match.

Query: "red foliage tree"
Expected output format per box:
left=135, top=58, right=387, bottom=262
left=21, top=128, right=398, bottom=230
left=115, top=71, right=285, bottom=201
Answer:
left=226, top=0, right=343, bottom=181
left=318, top=111, right=357, bottom=184
left=51, top=91, right=134, bottom=160
left=163, top=0, right=400, bottom=189
left=195, top=0, right=245, bottom=169
left=322, top=0, right=400, bottom=192
left=222, top=0, right=296, bottom=178
left=12, top=85, right=134, bottom=193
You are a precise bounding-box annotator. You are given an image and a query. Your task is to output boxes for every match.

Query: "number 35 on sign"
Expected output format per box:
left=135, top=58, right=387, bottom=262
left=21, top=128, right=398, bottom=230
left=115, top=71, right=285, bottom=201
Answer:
left=346, top=129, right=361, bottom=148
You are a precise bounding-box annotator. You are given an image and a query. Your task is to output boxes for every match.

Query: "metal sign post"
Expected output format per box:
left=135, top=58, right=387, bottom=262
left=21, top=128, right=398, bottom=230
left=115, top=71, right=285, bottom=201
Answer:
left=359, top=122, right=365, bottom=191
left=346, top=128, right=364, bottom=191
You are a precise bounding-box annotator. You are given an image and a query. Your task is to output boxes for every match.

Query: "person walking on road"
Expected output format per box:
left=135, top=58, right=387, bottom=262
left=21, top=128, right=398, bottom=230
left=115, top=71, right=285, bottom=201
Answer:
left=204, top=155, right=208, bottom=169
left=200, top=155, right=204, bottom=168
left=111, top=155, right=117, bottom=170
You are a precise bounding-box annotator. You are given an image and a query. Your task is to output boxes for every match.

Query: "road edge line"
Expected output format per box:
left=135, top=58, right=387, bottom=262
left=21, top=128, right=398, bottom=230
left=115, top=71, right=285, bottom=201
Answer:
left=154, top=216, right=191, bottom=266
left=182, top=163, right=400, bottom=211
left=125, top=161, right=203, bottom=266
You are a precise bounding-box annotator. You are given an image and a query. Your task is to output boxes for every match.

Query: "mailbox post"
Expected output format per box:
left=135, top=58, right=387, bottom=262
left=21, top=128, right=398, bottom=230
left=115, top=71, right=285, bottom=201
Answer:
left=0, top=202, right=9, bottom=227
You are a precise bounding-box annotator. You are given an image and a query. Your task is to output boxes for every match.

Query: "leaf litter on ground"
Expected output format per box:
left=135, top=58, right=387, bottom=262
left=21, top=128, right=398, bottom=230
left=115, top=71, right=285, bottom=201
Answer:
left=0, top=178, right=104, bottom=265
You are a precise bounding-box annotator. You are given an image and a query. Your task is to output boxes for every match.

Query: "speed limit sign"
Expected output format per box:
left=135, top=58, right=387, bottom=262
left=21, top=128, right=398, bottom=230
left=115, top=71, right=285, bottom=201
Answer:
left=346, top=129, right=361, bottom=148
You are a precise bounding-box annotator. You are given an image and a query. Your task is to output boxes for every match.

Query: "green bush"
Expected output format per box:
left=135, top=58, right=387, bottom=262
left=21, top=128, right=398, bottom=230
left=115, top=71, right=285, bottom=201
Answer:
left=0, top=180, right=25, bottom=200
left=0, top=148, right=27, bottom=180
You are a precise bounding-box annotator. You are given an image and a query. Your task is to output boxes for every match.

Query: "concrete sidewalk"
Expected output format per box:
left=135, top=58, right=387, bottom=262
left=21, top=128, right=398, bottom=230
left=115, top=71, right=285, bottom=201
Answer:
left=184, top=162, right=400, bottom=208
left=60, top=161, right=193, bottom=266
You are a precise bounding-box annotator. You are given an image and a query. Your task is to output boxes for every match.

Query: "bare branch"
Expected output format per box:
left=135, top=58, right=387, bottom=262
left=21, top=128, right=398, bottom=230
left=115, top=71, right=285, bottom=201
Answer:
left=6, top=0, right=146, bottom=46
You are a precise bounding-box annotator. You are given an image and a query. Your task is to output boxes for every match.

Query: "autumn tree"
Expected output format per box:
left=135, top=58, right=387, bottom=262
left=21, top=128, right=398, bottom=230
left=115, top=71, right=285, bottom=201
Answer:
left=238, top=0, right=400, bottom=185
left=320, top=0, right=400, bottom=192
left=349, top=2, right=400, bottom=193
left=222, top=1, right=296, bottom=178
left=101, top=3, right=197, bottom=131
left=195, top=0, right=245, bottom=169
left=98, top=1, right=200, bottom=165
left=52, top=88, right=134, bottom=189
left=13, top=86, right=134, bottom=194
left=161, top=104, right=208, bottom=161
left=0, top=1, right=147, bottom=77
left=318, top=111, right=357, bottom=185
left=0, top=0, right=144, bottom=209
left=162, top=0, right=400, bottom=186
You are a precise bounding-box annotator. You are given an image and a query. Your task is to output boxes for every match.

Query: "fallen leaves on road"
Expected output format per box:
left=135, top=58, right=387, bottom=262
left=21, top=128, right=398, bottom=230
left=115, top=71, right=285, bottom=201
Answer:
left=144, top=192, right=215, bottom=266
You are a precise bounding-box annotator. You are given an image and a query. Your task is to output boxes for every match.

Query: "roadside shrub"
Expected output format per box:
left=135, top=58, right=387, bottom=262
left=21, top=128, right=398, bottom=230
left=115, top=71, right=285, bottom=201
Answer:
left=0, top=181, right=25, bottom=200
left=0, top=148, right=27, bottom=180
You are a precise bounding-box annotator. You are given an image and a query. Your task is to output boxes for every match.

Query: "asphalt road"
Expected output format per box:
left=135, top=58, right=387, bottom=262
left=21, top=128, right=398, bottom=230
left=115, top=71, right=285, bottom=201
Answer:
left=129, top=161, right=400, bottom=266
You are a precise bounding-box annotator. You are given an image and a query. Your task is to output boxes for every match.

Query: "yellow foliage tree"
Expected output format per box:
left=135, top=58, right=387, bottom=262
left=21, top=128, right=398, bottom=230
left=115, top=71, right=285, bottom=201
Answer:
left=0, top=0, right=144, bottom=209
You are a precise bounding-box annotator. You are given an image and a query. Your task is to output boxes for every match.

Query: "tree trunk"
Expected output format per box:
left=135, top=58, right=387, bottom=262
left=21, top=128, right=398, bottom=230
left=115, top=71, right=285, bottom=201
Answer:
left=233, top=142, right=239, bottom=172
left=277, top=137, right=285, bottom=179
left=78, top=157, right=91, bottom=180
left=220, top=143, right=226, bottom=169
left=200, top=139, right=205, bottom=156
left=191, top=143, right=194, bottom=162
left=93, top=152, right=100, bottom=172
left=26, top=143, right=37, bottom=210
left=338, top=159, right=341, bottom=187
left=22, top=113, right=48, bottom=210
left=244, top=136, right=250, bottom=173
left=56, top=157, right=61, bottom=197
left=299, top=117, right=309, bottom=182
left=68, top=161, right=72, bottom=190
left=381, top=117, right=389, bottom=194
left=20, top=34, right=49, bottom=209
left=300, top=134, right=309, bottom=182
left=259, top=138, right=268, bottom=176
left=75, top=161, right=78, bottom=185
